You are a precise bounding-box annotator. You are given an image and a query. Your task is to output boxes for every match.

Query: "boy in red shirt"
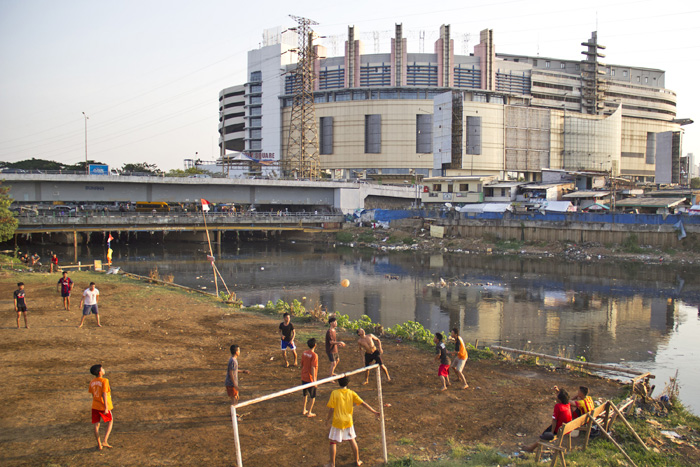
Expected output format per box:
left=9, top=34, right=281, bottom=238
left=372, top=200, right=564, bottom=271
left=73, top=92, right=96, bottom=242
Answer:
left=524, top=388, right=572, bottom=451
left=88, top=364, right=114, bottom=450
left=301, top=338, right=319, bottom=417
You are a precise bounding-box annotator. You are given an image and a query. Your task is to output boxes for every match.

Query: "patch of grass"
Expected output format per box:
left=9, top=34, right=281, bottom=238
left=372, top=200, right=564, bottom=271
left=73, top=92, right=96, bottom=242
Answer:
left=622, top=234, right=644, bottom=253
left=397, top=437, right=414, bottom=445
left=335, top=231, right=353, bottom=243
left=495, top=239, right=522, bottom=250
left=402, top=237, right=416, bottom=245
left=357, top=233, right=376, bottom=243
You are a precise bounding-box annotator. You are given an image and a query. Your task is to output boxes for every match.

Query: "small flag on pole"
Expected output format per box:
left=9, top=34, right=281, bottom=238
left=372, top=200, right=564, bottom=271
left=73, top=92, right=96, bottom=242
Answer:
left=107, top=233, right=114, bottom=244
left=201, top=199, right=211, bottom=212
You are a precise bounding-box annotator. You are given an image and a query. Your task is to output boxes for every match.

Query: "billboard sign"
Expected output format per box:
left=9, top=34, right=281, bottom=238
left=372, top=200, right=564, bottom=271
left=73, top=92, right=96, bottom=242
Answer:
left=89, top=164, right=109, bottom=175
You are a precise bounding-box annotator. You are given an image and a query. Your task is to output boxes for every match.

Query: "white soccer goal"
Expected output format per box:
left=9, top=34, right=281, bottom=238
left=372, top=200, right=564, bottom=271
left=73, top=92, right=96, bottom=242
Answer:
left=230, top=363, right=387, bottom=467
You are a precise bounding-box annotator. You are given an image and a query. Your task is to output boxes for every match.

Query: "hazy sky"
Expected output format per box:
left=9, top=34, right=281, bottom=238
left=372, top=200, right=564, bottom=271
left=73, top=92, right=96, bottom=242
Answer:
left=0, top=0, right=697, bottom=171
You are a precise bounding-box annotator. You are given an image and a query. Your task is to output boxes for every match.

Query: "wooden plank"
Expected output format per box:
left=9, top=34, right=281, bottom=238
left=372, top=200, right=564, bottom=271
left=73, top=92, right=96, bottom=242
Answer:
left=590, top=418, right=638, bottom=467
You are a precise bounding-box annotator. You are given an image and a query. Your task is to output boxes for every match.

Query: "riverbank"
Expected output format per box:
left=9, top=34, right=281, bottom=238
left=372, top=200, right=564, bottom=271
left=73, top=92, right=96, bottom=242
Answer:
left=1, top=269, right=698, bottom=466
left=319, top=225, right=700, bottom=266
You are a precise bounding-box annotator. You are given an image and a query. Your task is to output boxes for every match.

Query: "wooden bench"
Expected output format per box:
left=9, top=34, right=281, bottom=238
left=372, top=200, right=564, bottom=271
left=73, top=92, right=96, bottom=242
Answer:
left=534, top=411, right=591, bottom=467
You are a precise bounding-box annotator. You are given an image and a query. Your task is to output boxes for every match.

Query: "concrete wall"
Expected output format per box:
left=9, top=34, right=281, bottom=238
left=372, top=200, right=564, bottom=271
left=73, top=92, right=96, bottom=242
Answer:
left=445, top=218, right=700, bottom=249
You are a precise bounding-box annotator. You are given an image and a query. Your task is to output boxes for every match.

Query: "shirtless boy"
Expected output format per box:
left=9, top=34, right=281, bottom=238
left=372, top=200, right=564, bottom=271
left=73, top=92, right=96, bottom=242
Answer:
left=356, top=328, right=391, bottom=385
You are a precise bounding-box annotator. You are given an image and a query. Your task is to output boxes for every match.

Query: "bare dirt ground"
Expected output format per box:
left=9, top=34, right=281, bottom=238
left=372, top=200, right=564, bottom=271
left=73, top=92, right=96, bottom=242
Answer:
left=0, top=271, right=627, bottom=467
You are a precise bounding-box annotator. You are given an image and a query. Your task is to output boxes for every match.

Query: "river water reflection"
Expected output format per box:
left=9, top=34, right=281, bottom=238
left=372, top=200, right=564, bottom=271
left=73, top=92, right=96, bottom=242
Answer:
left=37, top=241, right=700, bottom=413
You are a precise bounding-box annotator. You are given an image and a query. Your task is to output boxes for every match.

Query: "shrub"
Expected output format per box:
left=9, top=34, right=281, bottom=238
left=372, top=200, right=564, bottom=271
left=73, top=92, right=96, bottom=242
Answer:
left=336, top=231, right=353, bottom=243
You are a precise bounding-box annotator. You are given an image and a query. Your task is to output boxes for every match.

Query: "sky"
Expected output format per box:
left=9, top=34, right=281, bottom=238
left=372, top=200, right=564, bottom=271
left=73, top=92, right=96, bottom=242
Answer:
left=0, top=0, right=698, bottom=172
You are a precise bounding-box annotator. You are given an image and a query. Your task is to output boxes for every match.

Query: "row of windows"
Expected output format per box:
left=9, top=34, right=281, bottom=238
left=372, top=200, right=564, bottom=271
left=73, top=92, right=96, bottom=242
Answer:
left=220, top=90, right=244, bottom=100
left=605, top=91, right=676, bottom=108
left=535, top=60, right=580, bottom=71
left=317, top=113, right=434, bottom=155
left=283, top=88, right=451, bottom=106
left=609, top=69, right=658, bottom=85
left=495, top=72, right=530, bottom=94
left=532, top=81, right=574, bottom=92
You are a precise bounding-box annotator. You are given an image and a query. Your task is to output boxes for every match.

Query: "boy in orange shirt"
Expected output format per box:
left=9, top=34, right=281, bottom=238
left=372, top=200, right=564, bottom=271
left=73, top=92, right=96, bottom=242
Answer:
left=448, top=328, right=469, bottom=389
left=301, top=338, right=319, bottom=417
left=88, top=364, right=114, bottom=450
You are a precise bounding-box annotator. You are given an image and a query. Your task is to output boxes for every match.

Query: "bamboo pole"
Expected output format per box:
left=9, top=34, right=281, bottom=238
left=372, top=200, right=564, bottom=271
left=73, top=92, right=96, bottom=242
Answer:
left=490, top=345, right=648, bottom=377
left=590, top=418, right=638, bottom=467
left=376, top=366, right=388, bottom=464
left=235, top=364, right=379, bottom=409
left=611, top=404, right=648, bottom=450
left=231, top=405, right=243, bottom=467
left=202, top=210, right=219, bottom=297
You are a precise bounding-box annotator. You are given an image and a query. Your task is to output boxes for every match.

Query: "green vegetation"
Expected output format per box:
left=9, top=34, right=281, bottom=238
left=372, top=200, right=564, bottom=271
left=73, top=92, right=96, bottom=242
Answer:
left=165, top=167, right=214, bottom=177
left=335, top=231, right=353, bottom=243
left=494, top=239, right=522, bottom=250
left=691, top=177, right=700, bottom=189
left=0, top=182, right=18, bottom=242
left=0, top=157, right=108, bottom=172
left=622, top=234, right=644, bottom=253
left=120, top=162, right=161, bottom=175
left=357, top=232, right=377, bottom=243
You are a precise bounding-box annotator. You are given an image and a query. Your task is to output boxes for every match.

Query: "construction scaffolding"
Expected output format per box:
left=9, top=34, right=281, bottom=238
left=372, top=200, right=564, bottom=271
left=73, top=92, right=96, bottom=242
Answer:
left=285, top=15, right=320, bottom=179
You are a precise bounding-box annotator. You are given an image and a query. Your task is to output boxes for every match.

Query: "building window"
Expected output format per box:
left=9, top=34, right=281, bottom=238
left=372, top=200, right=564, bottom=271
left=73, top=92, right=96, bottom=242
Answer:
left=416, top=114, right=432, bottom=153
left=623, top=70, right=628, bottom=77
left=636, top=76, right=640, bottom=83
left=575, top=64, right=580, bottom=70
left=466, top=116, right=482, bottom=155
left=545, top=61, right=550, bottom=68
left=459, top=184, right=469, bottom=191
left=249, top=84, right=262, bottom=93
left=249, top=117, right=261, bottom=127
left=560, top=63, right=566, bottom=69
left=249, top=129, right=262, bottom=139
left=249, top=106, right=262, bottom=116
left=364, top=114, right=381, bottom=154
left=320, top=117, right=334, bottom=155
left=533, top=59, right=538, bottom=66
left=432, top=184, right=442, bottom=192
left=611, top=69, right=615, bottom=76
left=501, top=188, right=506, bottom=197
left=249, top=95, right=262, bottom=105
left=250, top=71, right=262, bottom=82
left=249, top=139, right=262, bottom=150
left=447, top=184, right=454, bottom=193
left=645, top=76, right=648, bottom=84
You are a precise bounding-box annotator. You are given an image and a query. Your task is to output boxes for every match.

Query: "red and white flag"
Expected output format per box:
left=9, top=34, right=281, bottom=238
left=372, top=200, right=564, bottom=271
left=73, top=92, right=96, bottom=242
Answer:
left=201, top=199, right=211, bottom=212
left=107, top=233, right=114, bottom=244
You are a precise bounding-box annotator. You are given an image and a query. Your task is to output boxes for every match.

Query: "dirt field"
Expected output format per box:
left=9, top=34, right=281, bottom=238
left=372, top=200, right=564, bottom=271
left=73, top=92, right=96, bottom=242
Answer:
left=0, top=271, right=626, bottom=467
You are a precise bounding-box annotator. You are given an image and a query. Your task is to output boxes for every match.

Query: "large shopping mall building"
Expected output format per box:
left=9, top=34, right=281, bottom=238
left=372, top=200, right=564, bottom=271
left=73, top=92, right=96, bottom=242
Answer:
left=216, top=24, right=691, bottom=183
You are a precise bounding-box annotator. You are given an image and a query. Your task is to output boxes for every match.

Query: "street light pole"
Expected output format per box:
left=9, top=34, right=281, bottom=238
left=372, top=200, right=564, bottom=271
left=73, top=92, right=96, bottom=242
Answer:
left=82, top=112, right=89, bottom=175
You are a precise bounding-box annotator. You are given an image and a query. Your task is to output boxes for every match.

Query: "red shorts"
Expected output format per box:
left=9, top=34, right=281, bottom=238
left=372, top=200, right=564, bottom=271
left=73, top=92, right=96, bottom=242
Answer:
left=438, top=364, right=450, bottom=378
left=92, top=409, right=113, bottom=424
left=226, top=386, right=239, bottom=399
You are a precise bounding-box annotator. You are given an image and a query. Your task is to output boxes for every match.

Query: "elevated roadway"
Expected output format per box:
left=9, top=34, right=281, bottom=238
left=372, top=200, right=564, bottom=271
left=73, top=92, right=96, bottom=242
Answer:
left=1, top=174, right=416, bottom=212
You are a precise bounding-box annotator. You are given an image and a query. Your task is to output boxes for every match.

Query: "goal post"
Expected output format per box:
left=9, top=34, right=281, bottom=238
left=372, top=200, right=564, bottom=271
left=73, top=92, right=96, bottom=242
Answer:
left=230, top=363, right=387, bottom=466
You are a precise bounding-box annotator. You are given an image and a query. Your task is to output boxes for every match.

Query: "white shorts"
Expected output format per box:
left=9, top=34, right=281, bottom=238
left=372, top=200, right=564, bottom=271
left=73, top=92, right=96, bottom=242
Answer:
left=451, top=357, right=467, bottom=372
left=329, top=425, right=356, bottom=443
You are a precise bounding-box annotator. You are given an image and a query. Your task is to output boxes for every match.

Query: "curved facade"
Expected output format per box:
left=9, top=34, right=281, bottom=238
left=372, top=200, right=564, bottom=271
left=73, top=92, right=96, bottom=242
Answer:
left=220, top=25, right=687, bottom=182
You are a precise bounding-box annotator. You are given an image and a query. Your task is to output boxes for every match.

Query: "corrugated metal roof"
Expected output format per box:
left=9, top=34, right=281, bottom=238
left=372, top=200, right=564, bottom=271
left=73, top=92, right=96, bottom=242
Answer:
left=614, top=197, right=686, bottom=208
left=563, top=191, right=610, bottom=198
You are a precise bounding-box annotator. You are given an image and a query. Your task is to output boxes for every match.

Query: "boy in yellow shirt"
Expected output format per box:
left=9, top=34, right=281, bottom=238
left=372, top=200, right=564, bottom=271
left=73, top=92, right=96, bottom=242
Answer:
left=325, top=376, right=379, bottom=467
left=88, top=364, right=114, bottom=450
left=449, top=328, right=469, bottom=389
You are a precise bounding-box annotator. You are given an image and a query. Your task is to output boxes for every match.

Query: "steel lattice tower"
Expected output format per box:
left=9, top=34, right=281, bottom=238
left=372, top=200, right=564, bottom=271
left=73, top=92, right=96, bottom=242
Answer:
left=285, top=15, right=320, bottom=179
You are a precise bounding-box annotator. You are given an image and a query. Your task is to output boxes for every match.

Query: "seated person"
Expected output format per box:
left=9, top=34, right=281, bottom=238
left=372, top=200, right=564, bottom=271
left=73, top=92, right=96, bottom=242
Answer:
left=568, top=385, right=595, bottom=418
left=524, top=388, right=573, bottom=452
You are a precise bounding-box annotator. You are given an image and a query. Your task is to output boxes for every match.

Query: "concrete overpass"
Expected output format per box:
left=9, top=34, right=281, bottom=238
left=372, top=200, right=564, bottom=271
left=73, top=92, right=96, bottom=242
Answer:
left=1, top=174, right=417, bottom=212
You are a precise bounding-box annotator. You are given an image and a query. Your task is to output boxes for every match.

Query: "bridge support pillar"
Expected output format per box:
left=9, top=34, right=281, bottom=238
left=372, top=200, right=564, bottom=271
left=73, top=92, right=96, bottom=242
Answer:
left=216, top=230, right=222, bottom=244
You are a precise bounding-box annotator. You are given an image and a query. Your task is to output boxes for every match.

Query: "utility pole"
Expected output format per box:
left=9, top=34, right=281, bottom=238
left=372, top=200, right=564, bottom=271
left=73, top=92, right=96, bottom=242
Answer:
left=82, top=112, right=89, bottom=175
left=285, top=15, right=320, bottom=180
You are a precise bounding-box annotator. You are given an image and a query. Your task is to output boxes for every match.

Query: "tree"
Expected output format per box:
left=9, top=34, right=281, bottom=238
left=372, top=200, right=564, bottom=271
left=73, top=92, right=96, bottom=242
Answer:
left=119, top=163, right=161, bottom=175
left=62, top=160, right=108, bottom=172
left=691, top=177, right=700, bottom=189
left=2, top=158, right=63, bottom=171
left=165, top=167, right=214, bottom=177
left=0, top=181, right=18, bottom=242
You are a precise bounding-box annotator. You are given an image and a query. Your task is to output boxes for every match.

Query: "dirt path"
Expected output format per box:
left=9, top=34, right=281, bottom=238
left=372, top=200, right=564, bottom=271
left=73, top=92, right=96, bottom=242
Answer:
left=0, top=272, right=625, bottom=467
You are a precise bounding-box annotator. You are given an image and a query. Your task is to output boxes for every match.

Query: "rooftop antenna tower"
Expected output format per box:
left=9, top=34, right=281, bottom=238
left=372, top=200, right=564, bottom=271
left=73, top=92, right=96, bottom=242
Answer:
left=419, top=30, right=425, bottom=53
left=285, top=14, right=320, bottom=179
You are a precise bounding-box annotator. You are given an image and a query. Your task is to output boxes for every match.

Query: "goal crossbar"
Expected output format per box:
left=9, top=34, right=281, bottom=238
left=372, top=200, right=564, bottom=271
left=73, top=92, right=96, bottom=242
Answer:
left=230, top=364, right=387, bottom=466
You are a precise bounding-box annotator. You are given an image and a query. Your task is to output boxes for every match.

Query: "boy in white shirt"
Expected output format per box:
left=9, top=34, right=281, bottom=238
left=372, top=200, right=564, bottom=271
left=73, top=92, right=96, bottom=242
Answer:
left=78, top=282, right=101, bottom=328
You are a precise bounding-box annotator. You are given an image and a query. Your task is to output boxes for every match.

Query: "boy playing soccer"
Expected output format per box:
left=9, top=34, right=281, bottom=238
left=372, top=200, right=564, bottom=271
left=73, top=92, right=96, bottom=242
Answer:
left=13, top=282, right=29, bottom=329
left=279, top=312, right=297, bottom=367
left=225, top=344, right=250, bottom=405
left=325, top=376, right=380, bottom=467
left=356, top=328, right=391, bottom=385
left=448, top=328, right=469, bottom=389
left=301, top=338, right=319, bottom=417
left=433, top=333, right=450, bottom=391
left=88, top=364, right=113, bottom=450
left=57, top=271, right=74, bottom=311
left=325, top=317, right=346, bottom=376
left=78, top=282, right=100, bottom=328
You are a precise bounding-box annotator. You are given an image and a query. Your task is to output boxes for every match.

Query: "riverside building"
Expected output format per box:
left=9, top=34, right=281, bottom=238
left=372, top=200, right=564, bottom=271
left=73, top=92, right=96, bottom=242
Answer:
left=217, top=24, right=690, bottom=183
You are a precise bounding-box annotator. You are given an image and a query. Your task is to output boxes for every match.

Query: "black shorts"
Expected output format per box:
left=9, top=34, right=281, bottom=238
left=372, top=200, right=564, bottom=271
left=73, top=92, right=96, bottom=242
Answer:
left=61, top=291, right=71, bottom=298
left=327, top=351, right=339, bottom=363
left=16, top=305, right=27, bottom=312
left=302, top=380, right=316, bottom=398
left=540, top=426, right=554, bottom=440
left=364, top=350, right=382, bottom=367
